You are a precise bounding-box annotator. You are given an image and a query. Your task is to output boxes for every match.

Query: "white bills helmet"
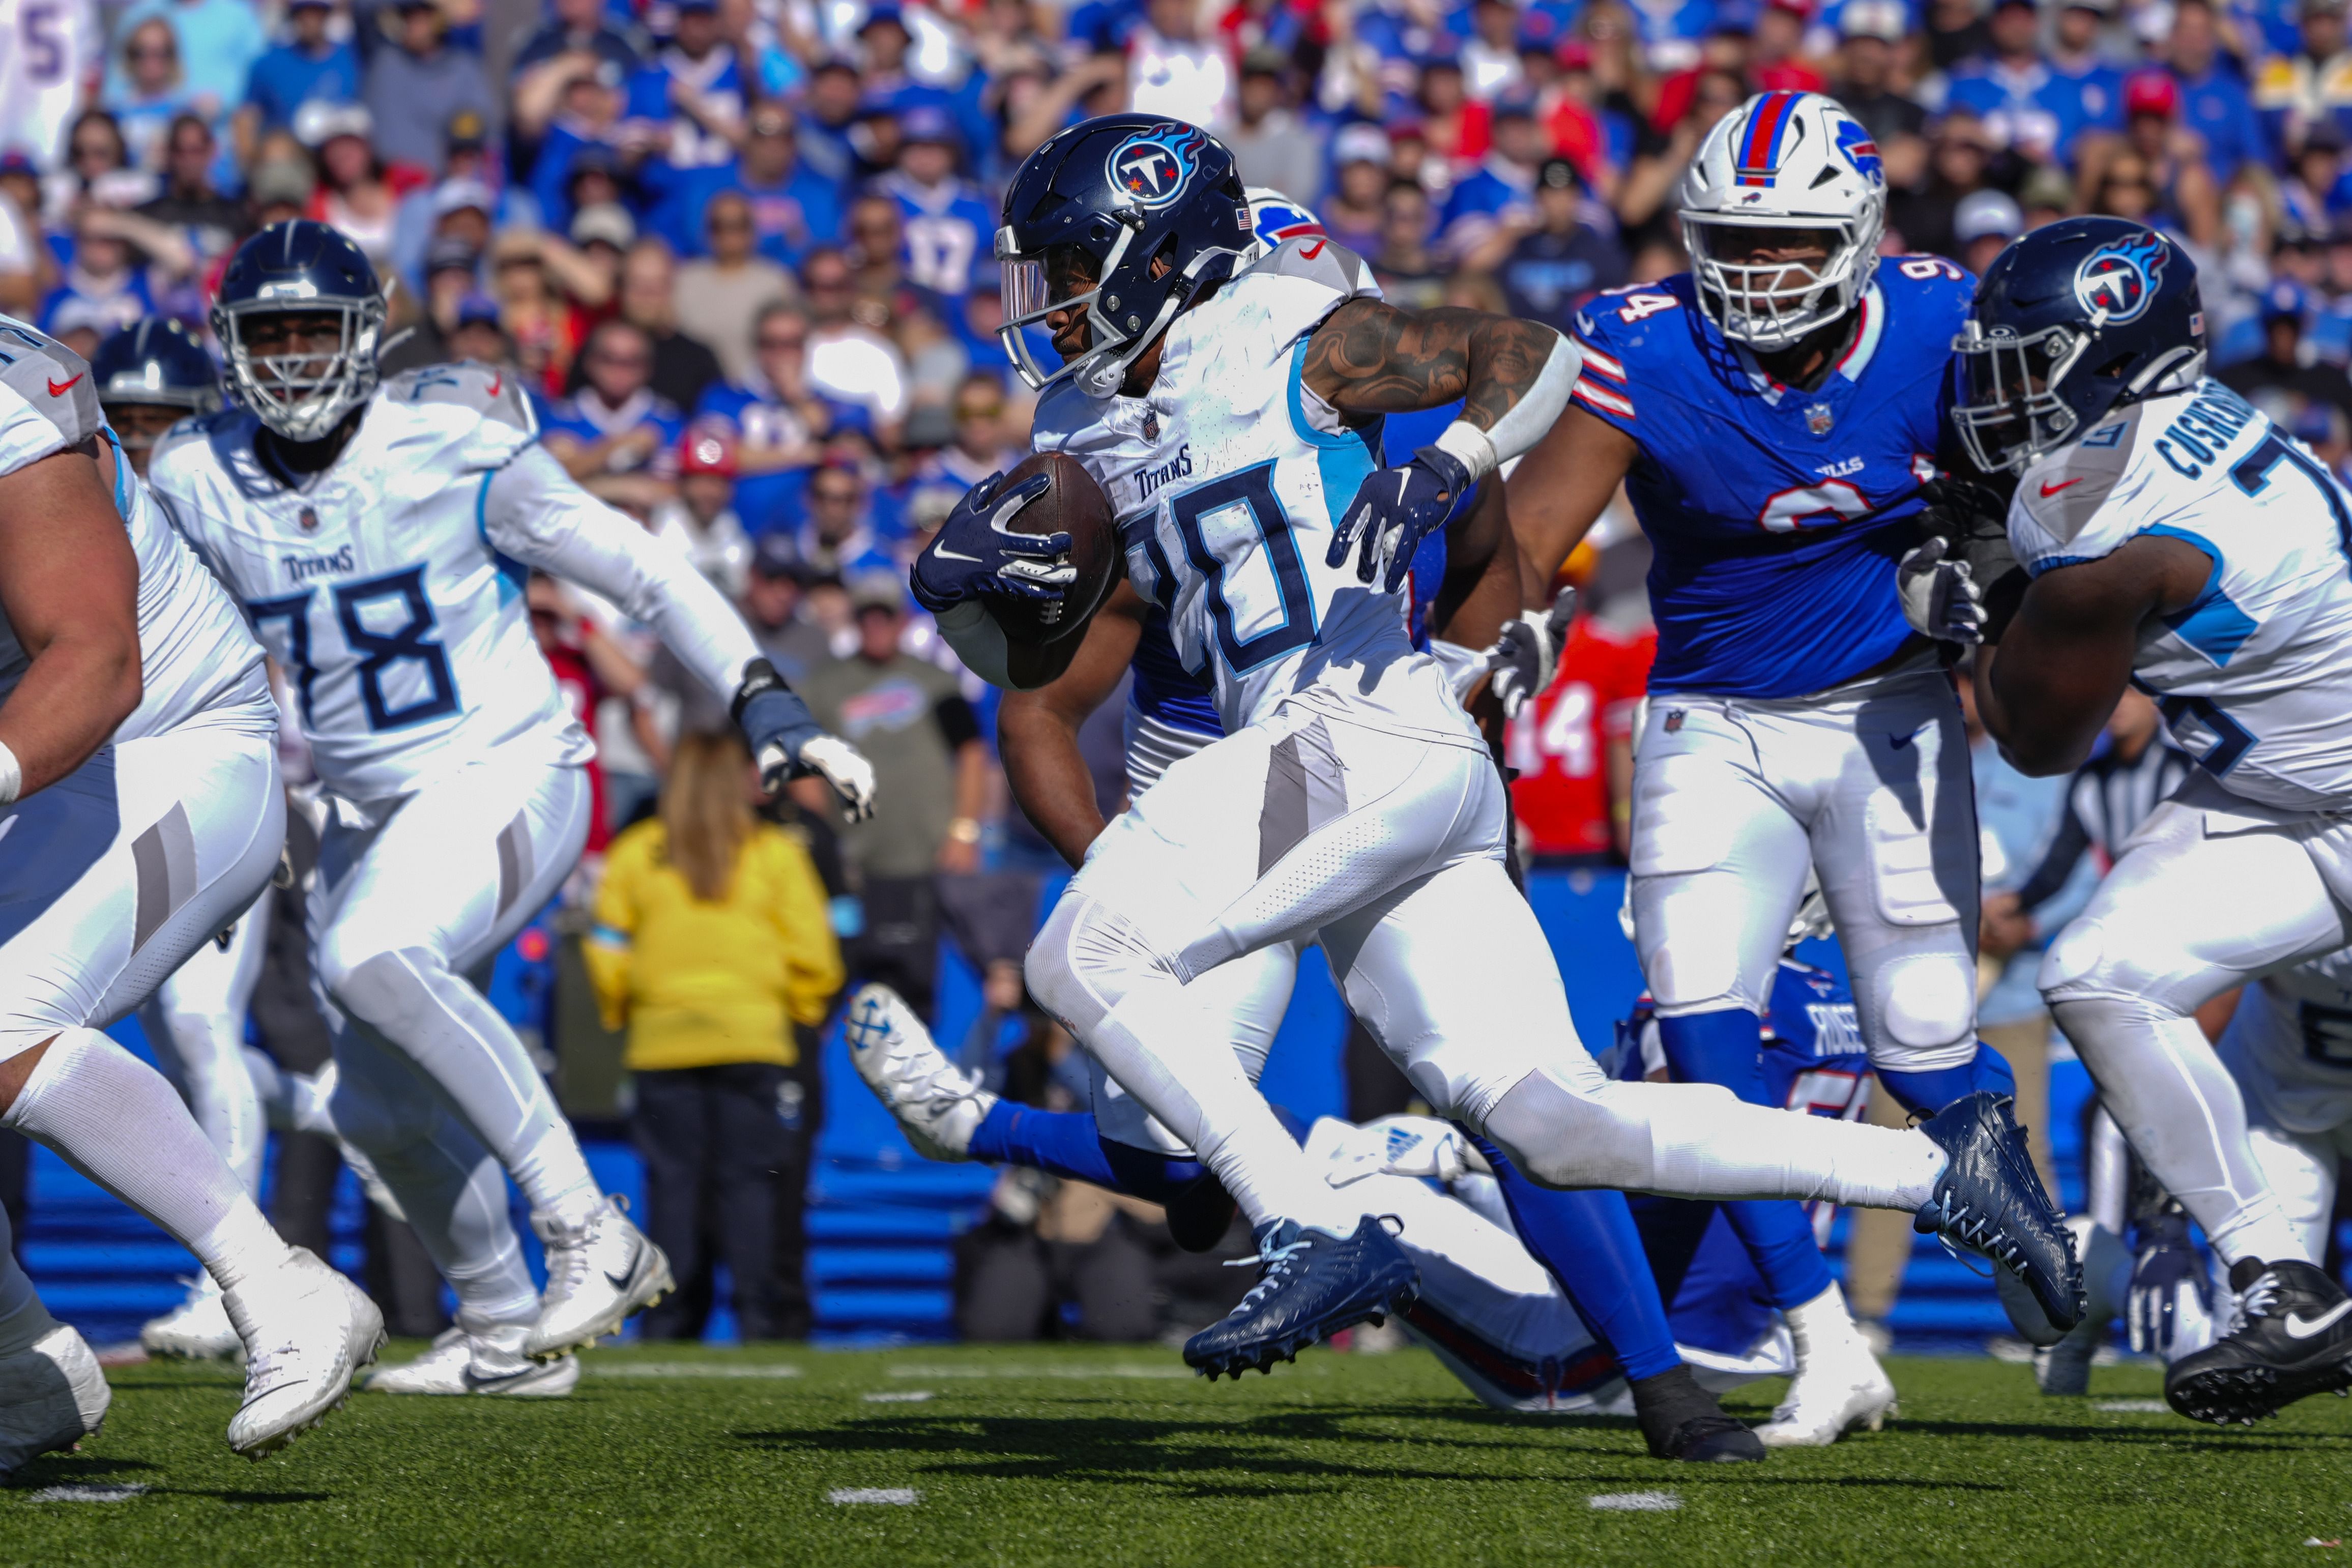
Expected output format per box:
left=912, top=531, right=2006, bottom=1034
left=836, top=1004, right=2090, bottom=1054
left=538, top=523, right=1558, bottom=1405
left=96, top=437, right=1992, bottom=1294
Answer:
left=1241, top=187, right=1324, bottom=264
left=1677, top=92, right=1888, bottom=351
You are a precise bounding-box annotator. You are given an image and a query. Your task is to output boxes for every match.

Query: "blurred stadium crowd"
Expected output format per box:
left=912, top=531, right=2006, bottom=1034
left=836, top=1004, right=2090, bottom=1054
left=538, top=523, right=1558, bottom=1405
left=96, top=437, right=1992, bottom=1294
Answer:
left=0, top=0, right=2339, bottom=1345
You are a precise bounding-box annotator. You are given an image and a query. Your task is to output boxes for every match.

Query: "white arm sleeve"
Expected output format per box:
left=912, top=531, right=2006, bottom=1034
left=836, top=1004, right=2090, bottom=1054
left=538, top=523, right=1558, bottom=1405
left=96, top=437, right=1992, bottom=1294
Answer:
left=482, top=444, right=763, bottom=703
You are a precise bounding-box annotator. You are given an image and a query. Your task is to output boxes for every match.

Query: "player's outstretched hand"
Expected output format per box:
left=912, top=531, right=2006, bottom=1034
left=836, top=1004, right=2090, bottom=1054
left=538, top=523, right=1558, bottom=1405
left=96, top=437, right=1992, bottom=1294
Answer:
left=1485, top=585, right=1578, bottom=718
left=909, top=472, right=1070, bottom=612
left=2127, top=1210, right=2215, bottom=1360
left=1328, top=445, right=1474, bottom=593
left=1897, top=537, right=1985, bottom=646
left=737, top=660, right=880, bottom=822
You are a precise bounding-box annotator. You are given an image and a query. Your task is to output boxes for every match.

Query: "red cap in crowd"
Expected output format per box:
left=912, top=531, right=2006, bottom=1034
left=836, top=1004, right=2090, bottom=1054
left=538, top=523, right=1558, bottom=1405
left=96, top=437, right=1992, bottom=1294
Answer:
left=679, top=424, right=738, bottom=478
left=2125, top=69, right=2180, bottom=119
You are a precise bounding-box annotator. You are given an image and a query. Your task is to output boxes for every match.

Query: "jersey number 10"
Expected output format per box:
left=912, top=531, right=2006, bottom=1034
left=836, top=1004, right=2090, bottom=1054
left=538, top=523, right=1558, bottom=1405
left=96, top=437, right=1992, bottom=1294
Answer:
left=248, top=566, right=461, bottom=732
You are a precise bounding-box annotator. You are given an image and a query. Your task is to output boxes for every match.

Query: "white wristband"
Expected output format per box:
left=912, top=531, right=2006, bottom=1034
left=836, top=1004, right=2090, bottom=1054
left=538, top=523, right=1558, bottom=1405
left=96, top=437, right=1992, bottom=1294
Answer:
left=1431, top=420, right=1499, bottom=486
left=0, top=739, right=21, bottom=806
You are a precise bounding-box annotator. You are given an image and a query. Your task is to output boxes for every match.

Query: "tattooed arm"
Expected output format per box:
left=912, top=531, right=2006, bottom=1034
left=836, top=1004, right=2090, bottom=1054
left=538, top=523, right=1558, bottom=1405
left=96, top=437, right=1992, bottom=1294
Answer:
left=1303, top=297, right=1583, bottom=591
left=1299, top=299, right=1580, bottom=463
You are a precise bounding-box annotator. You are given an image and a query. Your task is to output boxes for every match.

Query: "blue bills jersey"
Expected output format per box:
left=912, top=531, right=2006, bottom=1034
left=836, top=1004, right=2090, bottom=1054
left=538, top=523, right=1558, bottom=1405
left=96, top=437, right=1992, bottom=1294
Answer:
left=1614, top=959, right=1872, bottom=1359
left=1569, top=262, right=1974, bottom=700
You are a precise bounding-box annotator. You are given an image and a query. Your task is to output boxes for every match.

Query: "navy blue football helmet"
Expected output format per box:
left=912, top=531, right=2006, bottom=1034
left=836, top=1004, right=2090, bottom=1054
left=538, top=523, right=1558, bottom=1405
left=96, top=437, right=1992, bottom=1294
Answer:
left=211, top=219, right=386, bottom=441
left=91, top=320, right=220, bottom=443
left=1951, top=216, right=2205, bottom=474
left=996, top=113, right=1251, bottom=397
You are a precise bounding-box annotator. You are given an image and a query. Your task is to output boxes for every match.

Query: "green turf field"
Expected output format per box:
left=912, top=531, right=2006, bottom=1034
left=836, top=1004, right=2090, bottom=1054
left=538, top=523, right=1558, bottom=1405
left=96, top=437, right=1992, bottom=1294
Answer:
left=5, top=1343, right=2349, bottom=1566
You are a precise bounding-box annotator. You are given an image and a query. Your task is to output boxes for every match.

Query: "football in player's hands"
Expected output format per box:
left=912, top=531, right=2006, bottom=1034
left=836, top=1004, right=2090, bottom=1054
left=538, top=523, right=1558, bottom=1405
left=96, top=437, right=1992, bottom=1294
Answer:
left=913, top=453, right=1119, bottom=647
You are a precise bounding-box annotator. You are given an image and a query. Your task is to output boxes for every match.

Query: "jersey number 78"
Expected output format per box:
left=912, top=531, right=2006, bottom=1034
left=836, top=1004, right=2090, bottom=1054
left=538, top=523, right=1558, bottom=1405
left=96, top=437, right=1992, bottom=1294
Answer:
left=248, top=566, right=461, bottom=732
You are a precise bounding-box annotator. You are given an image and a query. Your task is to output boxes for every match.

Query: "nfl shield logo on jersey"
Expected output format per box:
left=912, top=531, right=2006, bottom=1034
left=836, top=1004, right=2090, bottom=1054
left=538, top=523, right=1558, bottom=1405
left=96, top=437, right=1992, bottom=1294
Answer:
left=1142, top=410, right=1159, bottom=441
left=1806, top=403, right=1833, bottom=434
left=299, top=506, right=318, bottom=531
left=1107, top=124, right=1207, bottom=210
left=2073, top=230, right=2170, bottom=324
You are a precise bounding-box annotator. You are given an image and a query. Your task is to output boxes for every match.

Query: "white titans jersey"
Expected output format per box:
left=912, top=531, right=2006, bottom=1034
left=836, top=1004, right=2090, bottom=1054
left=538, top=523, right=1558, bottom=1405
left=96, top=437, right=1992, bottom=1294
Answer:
left=2225, top=947, right=2352, bottom=1135
left=1031, top=237, right=1479, bottom=749
left=2009, top=379, right=2352, bottom=811
left=150, top=363, right=590, bottom=802
left=0, top=315, right=267, bottom=740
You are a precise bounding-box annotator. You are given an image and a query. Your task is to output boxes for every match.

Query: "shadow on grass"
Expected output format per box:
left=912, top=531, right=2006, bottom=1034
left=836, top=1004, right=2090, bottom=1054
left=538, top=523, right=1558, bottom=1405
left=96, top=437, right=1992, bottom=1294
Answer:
left=1891, top=1417, right=2352, bottom=1451
left=734, top=1412, right=2018, bottom=1493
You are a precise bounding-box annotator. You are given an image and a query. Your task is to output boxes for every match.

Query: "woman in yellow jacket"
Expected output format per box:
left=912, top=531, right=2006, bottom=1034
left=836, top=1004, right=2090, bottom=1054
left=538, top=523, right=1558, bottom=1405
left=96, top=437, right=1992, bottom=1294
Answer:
left=586, top=732, right=843, bottom=1342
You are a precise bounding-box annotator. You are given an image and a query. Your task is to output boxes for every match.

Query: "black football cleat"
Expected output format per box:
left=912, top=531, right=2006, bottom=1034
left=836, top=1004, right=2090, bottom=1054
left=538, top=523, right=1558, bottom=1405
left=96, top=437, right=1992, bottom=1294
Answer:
left=1182, top=1215, right=1419, bottom=1381
left=1630, top=1364, right=1766, bottom=1463
left=1912, top=1092, right=2084, bottom=1332
left=1165, top=1172, right=1240, bottom=1254
left=2166, top=1258, right=2352, bottom=1426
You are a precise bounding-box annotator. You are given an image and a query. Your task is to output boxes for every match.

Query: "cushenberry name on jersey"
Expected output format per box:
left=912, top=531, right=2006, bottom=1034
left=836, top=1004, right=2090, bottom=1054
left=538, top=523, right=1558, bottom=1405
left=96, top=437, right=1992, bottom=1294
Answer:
left=2153, top=383, right=2258, bottom=480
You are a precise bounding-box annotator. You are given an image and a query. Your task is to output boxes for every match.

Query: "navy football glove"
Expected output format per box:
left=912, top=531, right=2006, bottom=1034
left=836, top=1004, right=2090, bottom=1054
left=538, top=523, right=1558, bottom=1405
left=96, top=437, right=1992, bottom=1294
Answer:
left=1326, top=445, right=1475, bottom=594
left=910, top=472, right=1069, bottom=613
left=2127, top=1209, right=2215, bottom=1359
left=734, top=660, right=878, bottom=822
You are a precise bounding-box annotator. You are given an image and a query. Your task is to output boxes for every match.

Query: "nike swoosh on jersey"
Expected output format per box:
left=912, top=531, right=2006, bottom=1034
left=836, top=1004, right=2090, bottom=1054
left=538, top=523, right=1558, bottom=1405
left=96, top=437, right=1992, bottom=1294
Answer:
left=1299, top=239, right=1326, bottom=260
left=46, top=373, right=82, bottom=397
left=2039, top=478, right=2083, bottom=497
left=2285, top=1299, right=2352, bottom=1339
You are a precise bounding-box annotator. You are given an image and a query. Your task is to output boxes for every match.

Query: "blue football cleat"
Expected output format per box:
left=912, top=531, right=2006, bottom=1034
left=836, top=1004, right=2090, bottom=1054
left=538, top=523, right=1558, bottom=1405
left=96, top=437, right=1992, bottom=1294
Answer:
left=1912, top=1092, right=2084, bottom=1332
left=1182, top=1215, right=1419, bottom=1380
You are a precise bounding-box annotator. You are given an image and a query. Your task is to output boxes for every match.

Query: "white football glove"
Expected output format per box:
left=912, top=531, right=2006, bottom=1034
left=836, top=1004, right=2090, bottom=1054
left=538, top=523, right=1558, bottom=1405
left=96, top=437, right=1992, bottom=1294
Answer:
left=760, top=734, right=879, bottom=823
left=1321, top=1115, right=1487, bottom=1187
left=1483, top=586, right=1579, bottom=718
left=1896, top=537, right=1985, bottom=645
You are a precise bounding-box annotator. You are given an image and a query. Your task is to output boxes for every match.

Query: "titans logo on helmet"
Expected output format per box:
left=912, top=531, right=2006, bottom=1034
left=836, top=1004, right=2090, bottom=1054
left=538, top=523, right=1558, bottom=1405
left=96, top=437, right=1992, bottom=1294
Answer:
left=1107, top=124, right=1207, bottom=210
left=1832, top=119, right=1883, bottom=186
left=2074, top=231, right=2170, bottom=325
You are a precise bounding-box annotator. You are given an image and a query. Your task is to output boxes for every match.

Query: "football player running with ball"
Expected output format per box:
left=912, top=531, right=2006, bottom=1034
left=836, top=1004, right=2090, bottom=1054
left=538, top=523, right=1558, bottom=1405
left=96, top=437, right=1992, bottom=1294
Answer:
left=1942, top=217, right=2352, bottom=1424
left=913, top=113, right=2078, bottom=1401
left=149, top=221, right=876, bottom=1383
left=1505, top=91, right=2031, bottom=1442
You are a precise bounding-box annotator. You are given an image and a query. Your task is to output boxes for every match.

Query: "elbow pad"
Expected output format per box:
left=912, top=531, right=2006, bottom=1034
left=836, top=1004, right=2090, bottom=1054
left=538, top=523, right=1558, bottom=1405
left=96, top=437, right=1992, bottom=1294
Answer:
left=935, top=599, right=1016, bottom=689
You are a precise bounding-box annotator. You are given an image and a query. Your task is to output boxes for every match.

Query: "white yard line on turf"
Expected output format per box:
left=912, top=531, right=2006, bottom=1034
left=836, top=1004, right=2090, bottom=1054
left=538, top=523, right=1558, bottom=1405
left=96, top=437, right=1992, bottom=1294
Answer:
left=829, top=1489, right=920, bottom=1505
left=885, top=1364, right=1189, bottom=1379
left=2093, top=1399, right=2168, bottom=1412
left=27, top=1485, right=150, bottom=1503
left=590, top=1363, right=803, bottom=1379
left=863, top=1390, right=934, bottom=1403
left=1589, top=1492, right=1679, bottom=1512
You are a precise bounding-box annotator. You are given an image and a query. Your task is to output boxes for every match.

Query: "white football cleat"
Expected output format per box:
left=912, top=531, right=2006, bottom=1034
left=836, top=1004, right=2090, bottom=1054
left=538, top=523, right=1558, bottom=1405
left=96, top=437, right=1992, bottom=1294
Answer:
left=223, top=1247, right=385, bottom=1459
left=0, top=1323, right=110, bottom=1477
left=367, top=1323, right=578, bottom=1397
left=844, top=983, right=994, bottom=1160
left=525, top=1199, right=672, bottom=1361
left=1755, top=1283, right=1897, bottom=1447
left=140, top=1274, right=243, bottom=1361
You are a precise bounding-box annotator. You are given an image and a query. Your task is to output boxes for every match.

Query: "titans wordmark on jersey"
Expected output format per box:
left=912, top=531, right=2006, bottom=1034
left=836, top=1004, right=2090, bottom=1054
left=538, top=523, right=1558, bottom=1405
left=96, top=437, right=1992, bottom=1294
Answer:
left=1032, top=236, right=1479, bottom=750
left=2007, top=379, right=2352, bottom=811
left=148, top=362, right=588, bottom=801
left=1569, top=260, right=1973, bottom=700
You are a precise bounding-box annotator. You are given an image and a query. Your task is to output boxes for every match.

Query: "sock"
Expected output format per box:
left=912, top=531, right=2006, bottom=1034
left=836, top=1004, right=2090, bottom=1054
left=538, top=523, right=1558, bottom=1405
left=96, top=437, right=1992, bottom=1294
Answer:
left=0, top=1206, right=50, bottom=1357
left=335, top=949, right=602, bottom=1229
left=1781, top=1280, right=1865, bottom=1358
left=970, top=1101, right=1217, bottom=1204
left=1876, top=1042, right=2017, bottom=1118
left=1087, top=976, right=1357, bottom=1232
left=1471, top=1132, right=1682, bottom=1381
left=1656, top=1010, right=1836, bottom=1309
left=138, top=996, right=268, bottom=1200
left=3, top=1029, right=295, bottom=1292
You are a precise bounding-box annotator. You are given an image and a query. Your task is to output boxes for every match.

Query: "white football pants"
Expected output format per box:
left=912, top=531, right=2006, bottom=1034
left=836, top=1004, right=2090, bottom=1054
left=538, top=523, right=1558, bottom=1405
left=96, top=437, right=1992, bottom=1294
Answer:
left=2217, top=971, right=2352, bottom=1263
left=312, top=758, right=598, bottom=1262
left=138, top=888, right=272, bottom=1198
left=1629, top=662, right=1981, bottom=1072
left=2043, top=773, right=2352, bottom=1266
left=1025, top=703, right=1947, bottom=1234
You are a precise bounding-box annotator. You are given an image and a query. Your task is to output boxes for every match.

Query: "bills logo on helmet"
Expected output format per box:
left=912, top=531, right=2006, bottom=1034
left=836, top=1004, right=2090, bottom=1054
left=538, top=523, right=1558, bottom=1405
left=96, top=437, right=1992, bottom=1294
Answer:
left=1832, top=118, right=1883, bottom=186
left=1251, top=199, right=1323, bottom=250
left=2074, top=231, right=2170, bottom=324
left=1108, top=124, right=1208, bottom=210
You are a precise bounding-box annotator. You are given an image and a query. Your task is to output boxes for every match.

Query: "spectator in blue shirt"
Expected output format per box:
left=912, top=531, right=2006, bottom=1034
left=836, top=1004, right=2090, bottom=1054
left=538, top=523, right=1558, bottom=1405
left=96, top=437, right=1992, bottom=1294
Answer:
left=543, top=315, right=687, bottom=484
left=873, top=105, right=991, bottom=300
left=511, top=0, right=643, bottom=84
left=627, top=0, right=745, bottom=253
left=363, top=0, right=495, bottom=177
left=1439, top=92, right=1543, bottom=266
left=1498, top=158, right=1627, bottom=331
left=107, top=0, right=268, bottom=126
left=2166, top=0, right=2272, bottom=177
left=2045, top=0, right=2127, bottom=159
left=236, top=0, right=360, bottom=163
left=2254, top=0, right=2352, bottom=159
left=695, top=300, right=832, bottom=534
left=1947, top=0, right=2120, bottom=166
left=105, top=17, right=201, bottom=175
left=728, top=102, right=844, bottom=268
left=529, top=62, right=637, bottom=238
